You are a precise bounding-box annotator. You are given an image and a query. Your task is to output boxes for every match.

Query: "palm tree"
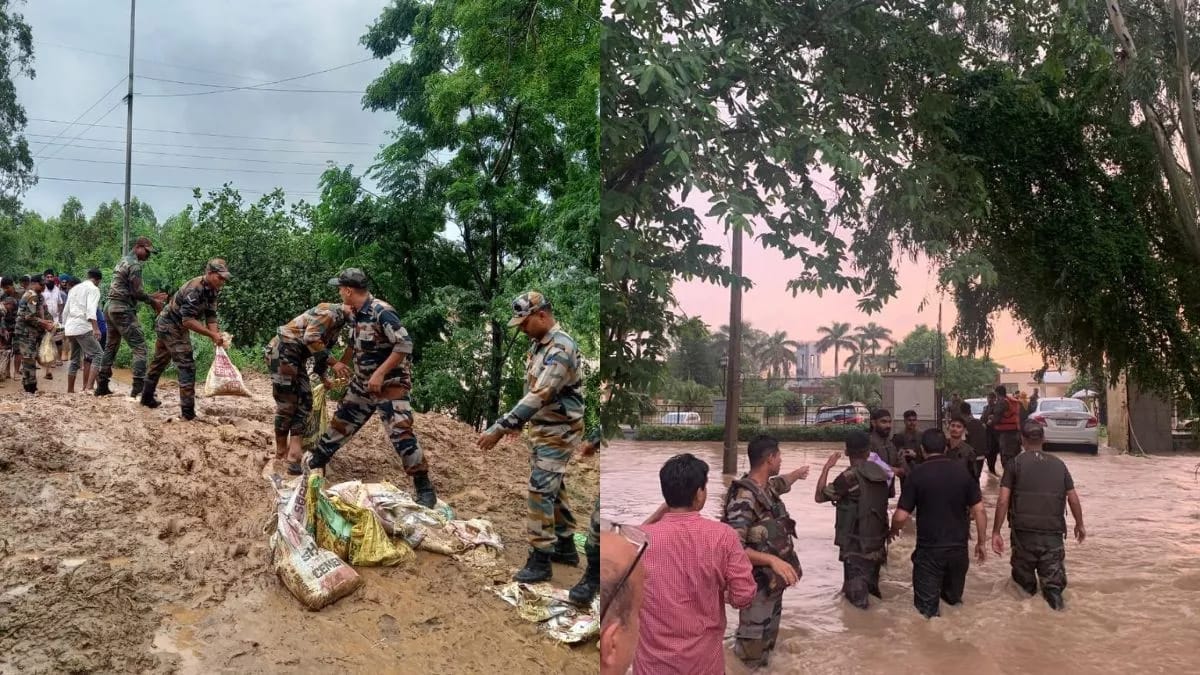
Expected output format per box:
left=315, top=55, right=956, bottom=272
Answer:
left=855, top=322, right=894, bottom=371
left=843, top=336, right=871, bottom=373
left=756, top=331, right=802, bottom=379
left=815, top=321, right=856, bottom=376
left=714, top=322, right=769, bottom=375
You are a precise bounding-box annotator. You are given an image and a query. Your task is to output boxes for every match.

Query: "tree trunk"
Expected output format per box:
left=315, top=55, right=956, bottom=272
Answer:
left=833, top=345, right=840, bottom=376
left=487, top=317, right=504, bottom=426
left=1172, top=0, right=1200, bottom=209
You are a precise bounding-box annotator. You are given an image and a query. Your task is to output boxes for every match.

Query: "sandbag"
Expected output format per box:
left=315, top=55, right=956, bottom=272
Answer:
left=302, top=375, right=328, bottom=453
left=271, top=476, right=361, bottom=610
left=0, top=349, right=10, bottom=381
left=204, top=344, right=251, bottom=397
left=37, top=330, right=57, bottom=366
left=306, top=475, right=413, bottom=567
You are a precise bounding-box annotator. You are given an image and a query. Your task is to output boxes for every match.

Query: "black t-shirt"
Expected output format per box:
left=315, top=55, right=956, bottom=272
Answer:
left=897, top=454, right=982, bottom=549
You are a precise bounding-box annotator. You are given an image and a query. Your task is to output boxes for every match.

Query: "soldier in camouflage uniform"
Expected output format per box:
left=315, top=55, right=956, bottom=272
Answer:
left=478, top=291, right=585, bottom=583
left=140, top=259, right=230, bottom=420
left=569, top=426, right=603, bottom=605
left=304, top=269, right=438, bottom=508
left=722, top=435, right=809, bottom=668
left=16, top=277, right=54, bottom=395
left=1, top=277, right=18, bottom=379
left=268, top=302, right=353, bottom=474
left=869, top=408, right=906, bottom=497
left=96, top=237, right=167, bottom=397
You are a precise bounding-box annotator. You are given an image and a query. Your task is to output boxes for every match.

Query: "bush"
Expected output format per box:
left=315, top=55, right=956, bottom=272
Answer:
left=634, top=424, right=869, bottom=442
left=764, top=390, right=802, bottom=417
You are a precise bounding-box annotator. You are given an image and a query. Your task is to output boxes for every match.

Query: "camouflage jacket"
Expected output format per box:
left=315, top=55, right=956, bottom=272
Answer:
left=278, top=303, right=349, bottom=375
left=1, top=292, right=17, bottom=333
left=347, top=295, right=412, bottom=392
left=157, top=276, right=219, bottom=331
left=723, top=474, right=801, bottom=591
left=17, top=289, right=49, bottom=334
left=491, top=323, right=584, bottom=448
left=106, top=254, right=153, bottom=313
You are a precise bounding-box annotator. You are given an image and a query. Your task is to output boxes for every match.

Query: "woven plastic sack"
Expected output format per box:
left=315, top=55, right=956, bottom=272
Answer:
left=204, top=345, right=251, bottom=397
left=306, top=475, right=413, bottom=567
left=0, top=349, right=10, bottom=381
left=302, top=375, right=328, bottom=453
left=37, top=330, right=57, bottom=366
left=270, top=477, right=362, bottom=610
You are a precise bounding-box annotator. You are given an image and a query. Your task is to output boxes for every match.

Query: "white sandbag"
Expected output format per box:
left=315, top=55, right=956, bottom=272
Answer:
left=204, top=344, right=251, bottom=397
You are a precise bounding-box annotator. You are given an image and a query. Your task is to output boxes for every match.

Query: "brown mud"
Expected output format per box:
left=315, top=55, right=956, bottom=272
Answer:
left=0, top=365, right=598, bottom=674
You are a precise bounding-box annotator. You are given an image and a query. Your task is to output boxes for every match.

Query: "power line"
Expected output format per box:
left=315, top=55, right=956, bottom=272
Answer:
left=37, top=40, right=266, bottom=83
left=27, top=117, right=378, bottom=146
left=37, top=98, right=127, bottom=165
left=138, top=75, right=363, bottom=94
left=30, top=76, right=127, bottom=158
left=35, top=175, right=321, bottom=196
left=24, top=132, right=367, bottom=155
left=136, top=57, right=375, bottom=98
left=40, top=155, right=324, bottom=176
left=29, top=141, right=350, bottom=167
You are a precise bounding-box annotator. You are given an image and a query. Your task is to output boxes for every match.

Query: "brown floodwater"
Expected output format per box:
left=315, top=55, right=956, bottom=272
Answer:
left=601, top=440, right=1200, bottom=674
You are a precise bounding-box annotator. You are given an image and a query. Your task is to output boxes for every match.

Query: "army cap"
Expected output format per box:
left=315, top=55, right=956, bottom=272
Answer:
left=508, top=291, right=552, bottom=327
left=328, top=268, right=369, bottom=289
left=134, top=236, right=157, bottom=254
left=205, top=258, right=232, bottom=280
left=1021, top=419, right=1045, bottom=439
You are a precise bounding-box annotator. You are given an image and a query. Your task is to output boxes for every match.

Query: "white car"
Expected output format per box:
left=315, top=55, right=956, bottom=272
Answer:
left=964, top=398, right=988, bottom=420
left=660, top=411, right=702, bottom=425
left=1028, top=397, right=1099, bottom=454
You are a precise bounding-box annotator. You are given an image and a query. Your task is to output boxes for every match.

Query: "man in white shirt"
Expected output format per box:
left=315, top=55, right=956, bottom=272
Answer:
left=62, top=269, right=104, bottom=393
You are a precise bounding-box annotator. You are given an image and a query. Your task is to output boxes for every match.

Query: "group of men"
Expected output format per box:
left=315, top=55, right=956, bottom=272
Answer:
left=4, top=242, right=603, bottom=606
left=599, top=396, right=1088, bottom=674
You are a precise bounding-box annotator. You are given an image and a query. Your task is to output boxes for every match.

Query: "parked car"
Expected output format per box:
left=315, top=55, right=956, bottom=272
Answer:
left=965, top=398, right=988, bottom=420
left=1028, top=397, right=1099, bottom=454
left=815, top=402, right=871, bottom=426
left=660, top=411, right=702, bottom=425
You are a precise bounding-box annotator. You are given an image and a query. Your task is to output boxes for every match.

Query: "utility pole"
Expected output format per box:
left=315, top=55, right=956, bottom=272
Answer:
left=122, top=0, right=136, bottom=257
left=722, top=223, right=743, bottom=475
left=935, top=298, right=944, bottom=429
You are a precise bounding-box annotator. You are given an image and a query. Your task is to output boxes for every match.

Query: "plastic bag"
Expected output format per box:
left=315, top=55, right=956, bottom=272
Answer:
left=204, top=345, right=251, bottom=397
left=302, top=375, right=328, bottom=453
left=306, top=475, right=413, bottom=567
left=37, top=330, right=57, bottom=366
left=270, top=477, right=362, bottom=610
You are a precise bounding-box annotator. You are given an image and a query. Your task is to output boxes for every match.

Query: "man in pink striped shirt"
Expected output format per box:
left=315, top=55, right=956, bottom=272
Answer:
left=633, top=453, right=757, bottom=675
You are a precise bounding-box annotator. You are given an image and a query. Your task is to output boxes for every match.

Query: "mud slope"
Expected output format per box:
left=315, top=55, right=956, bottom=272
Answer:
left=0, top=368, right=598, bottom=674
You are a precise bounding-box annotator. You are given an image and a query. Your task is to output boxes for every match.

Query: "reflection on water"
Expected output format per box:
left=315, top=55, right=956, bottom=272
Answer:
left=601, top=441, right=1200, bottom=674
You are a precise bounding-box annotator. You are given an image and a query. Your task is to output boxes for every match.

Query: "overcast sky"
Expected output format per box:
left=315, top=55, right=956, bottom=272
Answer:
left=16, top=0, right=396, bottom=222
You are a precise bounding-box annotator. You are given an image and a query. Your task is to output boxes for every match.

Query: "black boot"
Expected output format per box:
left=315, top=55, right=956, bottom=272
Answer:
left=413, top=472, right=437, bottom=508
left=568, top=546, right=600, bottom=605
left=1044, top=589, right=1065, bottom=611
left=129, top=378, right=143, bottom=398
left=513, top=549, right=553, bottom=583
left=139, top=382, right=162, bottom=409
left=94, top=379, right=113, bottom=396
left=180, top=401, right=196, bottom=421
left=550, top=535, right=580, bottom=566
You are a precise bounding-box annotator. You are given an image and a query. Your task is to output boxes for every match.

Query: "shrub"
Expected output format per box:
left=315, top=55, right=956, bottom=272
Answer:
left=634, top=424, right=869, bottom=442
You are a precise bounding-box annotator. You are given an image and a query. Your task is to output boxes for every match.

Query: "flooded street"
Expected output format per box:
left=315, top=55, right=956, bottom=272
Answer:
left=602, top=440, right=1200, bottom=674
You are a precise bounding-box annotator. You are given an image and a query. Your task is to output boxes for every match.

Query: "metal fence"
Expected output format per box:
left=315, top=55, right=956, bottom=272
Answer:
left=641, top=404, right=825, bottom=427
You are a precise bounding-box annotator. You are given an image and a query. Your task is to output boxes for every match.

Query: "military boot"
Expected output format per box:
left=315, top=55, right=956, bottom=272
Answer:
left=180, top=401, right=196, bottom=421
left=129, top=378, right=144, bottom=399
left=1044, top=589, right=1065, bottom=611
left=94, top=379, right=113, bottom=396
left=513, top=549, right=553, bottom=583
left=550, top=535, right=580, bottom=566
left=568, top=546, right=600, bottom=605
left=413, top=472, right=437, bottom=508
left=139, top=382, right=162, bottom=409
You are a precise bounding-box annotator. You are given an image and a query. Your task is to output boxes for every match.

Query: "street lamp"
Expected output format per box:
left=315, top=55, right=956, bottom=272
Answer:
left=887, top=357, right=899, bottom=373
left=719, top=356, right=729, bottom=395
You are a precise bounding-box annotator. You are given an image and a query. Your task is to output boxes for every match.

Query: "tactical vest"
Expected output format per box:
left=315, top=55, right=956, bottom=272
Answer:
left=833, top=463, right=890, bottom=561
left=994, top=397, right=1021, bottom=432
left=1008, top=451, right=1069, bottom=534
left=723, top=477, right=800, bottom=589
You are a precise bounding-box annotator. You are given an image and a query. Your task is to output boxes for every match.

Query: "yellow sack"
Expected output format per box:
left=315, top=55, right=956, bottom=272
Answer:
left=306, top=475, right=413, bottom=567
left=37, top=330, right=57, bottom=366
left=302, top=375, right=328, bottom=453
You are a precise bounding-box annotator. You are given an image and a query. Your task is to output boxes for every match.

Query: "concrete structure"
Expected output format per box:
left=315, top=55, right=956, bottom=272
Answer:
left=794, top=342, right=822, bottom=379
left=1106, top=374, right=1183, bottom=453
left=881, top=374, right=937, bottom=431
left=996, top=368, right=1075, bottom=398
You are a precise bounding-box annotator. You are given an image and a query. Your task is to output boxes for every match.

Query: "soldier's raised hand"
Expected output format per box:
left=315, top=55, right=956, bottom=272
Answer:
left=823, top=452, right=841, bottom=471
left=790, top=465, right=810, bottom=481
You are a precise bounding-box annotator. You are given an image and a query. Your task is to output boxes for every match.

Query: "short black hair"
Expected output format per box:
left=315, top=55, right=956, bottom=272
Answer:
left=0, top=276, right=11, bottom=287
left=659, top=453, right=708, bottom=508
left=43, top=268, right=55, bottom=276
left=747, top=435, right=780, bottom=468
left=959, top=402, right=972, bottom=416
left=949, top=415, right=968, bottom=427
left=845, top=430, right=870, bottom=458
left=87, top=268, right=102, bottom=282
left=920, top=428, right=947, bottom=455
left=995, top=385, right=1007, bottom=397
left=29, top=276, right=44, bottom=287
left=871, top=408, right=891, bottom=421
left=902, top=409, right=917, bottom=419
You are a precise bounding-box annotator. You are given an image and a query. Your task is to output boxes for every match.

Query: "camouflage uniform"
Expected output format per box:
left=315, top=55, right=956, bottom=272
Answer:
left=1003, top=450, right=1074, bottom=607
left=268, top=303, right=349, bottom=437
left=723, top=474, right=800, bottom=668
left=98, top=253, right=156, bottom=391
left=488, top=308, right=585, bottom=553
left=818, top=461, right=890, bottom=609
left=309, top=294, right=427, bottom=475
left=16, top=289, right=50, bottom=391
left=0, top=290, right=18, bottom=350
left=568, top=426, right=603, bottom=605
left=145, top=275, right=220, bottom=414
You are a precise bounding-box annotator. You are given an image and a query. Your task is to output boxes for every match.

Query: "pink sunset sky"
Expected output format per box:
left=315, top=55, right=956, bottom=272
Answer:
left=673, top=222, right=1044, bottom=374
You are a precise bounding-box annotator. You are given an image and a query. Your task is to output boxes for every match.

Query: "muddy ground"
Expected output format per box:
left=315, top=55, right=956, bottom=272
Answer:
left=0, top=364, right=598, bottom=674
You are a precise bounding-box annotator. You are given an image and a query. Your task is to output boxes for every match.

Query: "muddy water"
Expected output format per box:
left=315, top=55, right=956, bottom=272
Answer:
left=602, top=441, right=1200, bottom=674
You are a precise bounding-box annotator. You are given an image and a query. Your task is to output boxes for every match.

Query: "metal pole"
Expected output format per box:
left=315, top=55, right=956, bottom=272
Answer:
left=122, top=0, right=136, bottom=257
left=722, top=223, right=743, bottom=475
left=935, top=299, right=943, bottom=429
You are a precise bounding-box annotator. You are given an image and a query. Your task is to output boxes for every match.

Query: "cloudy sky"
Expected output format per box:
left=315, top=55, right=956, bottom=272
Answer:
left=16, top=0, right=396, bottom=221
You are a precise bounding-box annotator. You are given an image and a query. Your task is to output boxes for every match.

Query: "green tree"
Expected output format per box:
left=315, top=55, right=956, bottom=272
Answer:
left=843, top=335, right=871, bottom=373
left=756, top=330, right=800, bottom=379
left=815, top=322, right=855, bottom=376
left=0, top=2, right=34, bottom=216
left=835, top=372, right=882, bottom=407
left=667, top=317, right=719, bottom=388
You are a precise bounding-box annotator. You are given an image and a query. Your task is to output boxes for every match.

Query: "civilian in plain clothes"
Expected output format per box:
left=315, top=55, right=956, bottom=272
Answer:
left=636, top=453, right=756, bottom=675
left=600, top=532, right=645, bottom=675
left=62, top=269, right=104, bottom=393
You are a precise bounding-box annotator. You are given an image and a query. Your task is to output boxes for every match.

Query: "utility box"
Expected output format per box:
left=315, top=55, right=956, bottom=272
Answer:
left=881, top=374, right=937, bottom=430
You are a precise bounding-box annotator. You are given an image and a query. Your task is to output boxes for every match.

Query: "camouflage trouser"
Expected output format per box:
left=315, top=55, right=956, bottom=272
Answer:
left=735, top=583, right=785, bottom=667
left=842, top=554, right=882, bottom=609
left=1011, top=530, right=1067, bottom=598
left=267, top=338, right=311, bottom=436
left=146, top=323, right=196, bottom=409
left=528, top=443, right=576, bottom=552
left=311, top=379, right=427, bottom=474
left=17, top=330, right=43, bottom=389
left=99, top=310, right=147, bottom=384
left=585, top=495, right=599, bottom=556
